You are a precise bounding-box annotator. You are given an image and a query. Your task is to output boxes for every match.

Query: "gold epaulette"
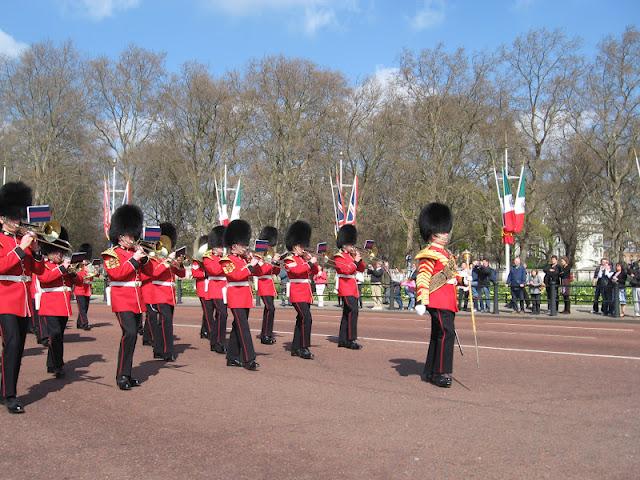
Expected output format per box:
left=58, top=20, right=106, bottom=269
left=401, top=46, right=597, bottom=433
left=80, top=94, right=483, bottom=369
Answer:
left=282, top=253, right=294, bottom=262
left=333, top=251, right=343, bottom=258
left=221, top=256, right=235, bottom=274
left=220, top=255, right=231, bottom=263
left=101, top=247, right=118, bottom=258
left=202, top=249, right=214, bottom=260
left=414, top=246, right=449, bottom=264
left=102, top=247, right=121, bottom=269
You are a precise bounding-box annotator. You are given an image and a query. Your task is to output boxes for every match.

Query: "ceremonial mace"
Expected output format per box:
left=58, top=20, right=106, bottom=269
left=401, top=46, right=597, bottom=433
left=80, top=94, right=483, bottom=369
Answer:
left=461, top=250, right=480, bottom=368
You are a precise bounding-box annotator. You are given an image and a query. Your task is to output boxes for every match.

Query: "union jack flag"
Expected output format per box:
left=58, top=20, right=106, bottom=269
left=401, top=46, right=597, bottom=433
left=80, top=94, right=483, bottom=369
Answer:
left=27, top=205, right=51, bottom=223
left=335, top=173, right=346, bottom=227
left=345, top=176, right=358, bottom=225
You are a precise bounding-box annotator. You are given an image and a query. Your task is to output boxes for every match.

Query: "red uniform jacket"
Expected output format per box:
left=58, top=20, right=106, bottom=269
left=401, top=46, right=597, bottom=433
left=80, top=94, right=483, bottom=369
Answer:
left=203, top=252, right=227, bottom=301
left=73, top=267, right=94, bottom=297
left=0, top=232, right=45, bottom=317
left=333, top=250, right=365, bottom=298
left=220, top=254, right=254, bottom=309
left=191, top=260, right=206, bottom=298
left=103, top=246, right=153, bottom=314
left=284, top=254, right=317, bottom=304
left=254, top=262, right=281, bottom=297
left=141, top=257, right=185, bottom=306
left=38, top=260, right=73, bottom=317
left=415, top=244, right=458, bottom=312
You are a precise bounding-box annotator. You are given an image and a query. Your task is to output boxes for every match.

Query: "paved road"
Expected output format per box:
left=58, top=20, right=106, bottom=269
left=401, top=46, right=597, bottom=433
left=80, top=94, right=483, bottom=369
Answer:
left=1, top=304, right=638, bottom=479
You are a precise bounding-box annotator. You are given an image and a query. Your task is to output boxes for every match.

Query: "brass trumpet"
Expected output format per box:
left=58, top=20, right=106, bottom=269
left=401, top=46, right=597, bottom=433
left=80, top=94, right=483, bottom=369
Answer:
left=17, top=220, right=72, bottom=251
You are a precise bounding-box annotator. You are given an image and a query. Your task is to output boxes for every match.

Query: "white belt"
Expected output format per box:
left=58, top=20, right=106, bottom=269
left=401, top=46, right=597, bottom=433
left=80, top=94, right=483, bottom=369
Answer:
left=41, top=286, right=71, bottom=293
left=0, top=275, right=31, bottom=282
left=110, top=281, right=142, bottom=287
left=289, top=279, right=311, bottom=284
left=207, top=276, right=226, bottom=281
left=256, top=275, right=273, bottom=280
left=227, top=281, right=251, bottom=287
left=337, top=274, right=356, bottom=279
left=152, top=281, right=175, bottom=287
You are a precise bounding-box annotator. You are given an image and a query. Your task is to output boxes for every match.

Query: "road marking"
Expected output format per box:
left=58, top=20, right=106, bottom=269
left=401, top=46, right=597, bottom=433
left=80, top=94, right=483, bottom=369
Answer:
left=456, top=330, right=596, bottom=339
left=485, top=322, right=634, bottom=332
left=173, top=323, right=640, bottom=361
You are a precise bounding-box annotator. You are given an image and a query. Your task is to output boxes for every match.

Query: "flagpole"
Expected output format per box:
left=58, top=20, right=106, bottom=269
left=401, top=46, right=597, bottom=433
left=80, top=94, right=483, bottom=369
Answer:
left=2, top=163, right=6, bottom=186
left=111, top=162, right=116, bottom=215
left=633, top=148, right=640, bottom=179
left=329, top=174, right=338, bottom=233
left=504, top=138, right=510, bottom=281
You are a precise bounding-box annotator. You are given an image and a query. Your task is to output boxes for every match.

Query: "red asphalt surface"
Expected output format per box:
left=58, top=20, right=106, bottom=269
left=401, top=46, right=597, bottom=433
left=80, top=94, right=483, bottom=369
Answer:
left=1, top=303, right=639, bottom=479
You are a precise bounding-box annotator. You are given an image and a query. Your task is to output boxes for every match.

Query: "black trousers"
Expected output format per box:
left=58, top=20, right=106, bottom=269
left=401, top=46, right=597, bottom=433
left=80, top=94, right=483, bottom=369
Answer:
left=114, top=311, right=141, bottom=379
left=227, top=308, right=255, bottom=364
left=28, top=300, right=38, bottom=334
left=602, top=287, right=613, bottom=316
left=153, top=303, right=174, bottom=356
left=339, top=296, right=359, bottom=343
left=0, top=314, right=28, bottom=399
left=76, top=295, right=91, bottom=328
left=593, top=286, right=603, bottom=312
left=144, top=304, right=156, bottom=345
left=531, top=293, right=541, bottom=314
left=260, top=295, right=276, bottom=337
left=199, top=297, right=210, bottom=337
left=211, top=298, right=228, bottom=346
left=423, top=308, right=455, bottom=377
left=291, top=302, right=312, bottom=350
left=45, top=316, right=68, bottom=370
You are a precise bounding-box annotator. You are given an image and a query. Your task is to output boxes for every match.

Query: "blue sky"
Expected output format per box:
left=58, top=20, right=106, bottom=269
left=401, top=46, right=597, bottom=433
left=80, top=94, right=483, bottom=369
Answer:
left=1, top=0, right=639, bottom=84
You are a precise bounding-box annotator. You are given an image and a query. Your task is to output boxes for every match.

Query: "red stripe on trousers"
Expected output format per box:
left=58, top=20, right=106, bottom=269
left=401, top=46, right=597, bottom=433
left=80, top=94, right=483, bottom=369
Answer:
left=115, top=313, right=125, bottom=376
left=437, top=310, right=445, bottom=373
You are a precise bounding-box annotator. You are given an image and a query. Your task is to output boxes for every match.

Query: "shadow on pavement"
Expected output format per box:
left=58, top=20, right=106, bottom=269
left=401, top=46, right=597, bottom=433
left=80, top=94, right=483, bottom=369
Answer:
left=134, top=342, right=196, bottom=382
left=389, top=358, right=423, bottom=378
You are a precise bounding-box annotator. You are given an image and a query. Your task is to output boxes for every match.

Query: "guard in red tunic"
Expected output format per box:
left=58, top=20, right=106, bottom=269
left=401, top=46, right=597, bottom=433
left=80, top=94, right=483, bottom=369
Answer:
left=283, top=221, right=318, bottom=360
left=148, top=223, right=186, bottom=362
left=38, top=227, right=74, bottom=378
left=334, top=224, right=365, bottom=350
left=203, top=225, right=228, bottom=354
left=0, top=182, right=45, bottom=413
left=74, top=242, right=97, bottom=331
left=255, top=226, right=281, bottom=345
left=415, top=203, right=458, bottom=388
left=190, top=235, right=209, bottom=340
left=220, top=220, right=259, bottom=370
left=102, top=204, right=153, bottom=391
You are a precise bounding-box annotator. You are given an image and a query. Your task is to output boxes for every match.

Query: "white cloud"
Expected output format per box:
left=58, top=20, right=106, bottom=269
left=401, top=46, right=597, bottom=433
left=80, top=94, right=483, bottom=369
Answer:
left=410, top=0, right=445, bottom=31
left=0, top=29, right=28, bottom=58
left=58, top=0, right=141, bottom=21
left=303, top=7, right=336, bottom=35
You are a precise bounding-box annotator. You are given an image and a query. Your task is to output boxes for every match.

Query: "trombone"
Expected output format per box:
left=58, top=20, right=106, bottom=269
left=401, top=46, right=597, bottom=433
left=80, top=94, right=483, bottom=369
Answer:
left=17, top=220, right=72, bottom=252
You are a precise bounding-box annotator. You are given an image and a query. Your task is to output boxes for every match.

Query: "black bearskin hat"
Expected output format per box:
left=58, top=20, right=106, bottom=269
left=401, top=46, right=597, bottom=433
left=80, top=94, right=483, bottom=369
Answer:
left=41, top=226, right=69, bottom=255
left=259, top=226, right=278, bottom=247
left=79, top=242, right=93, bottom=259
left=0, top=181, right=32, bottom=221
left=108, top=204, right=143, bottom=244
left=418, top=202, right=452, bottom=241
left=285, top=220, right=311, bottom=251
left=336, top=224, right=358, bottom=249
left=223, top=220, right=251, bottom=247
left=160, top=222, right=177, bottom=249
left=208, top=225, right=226, bottom=249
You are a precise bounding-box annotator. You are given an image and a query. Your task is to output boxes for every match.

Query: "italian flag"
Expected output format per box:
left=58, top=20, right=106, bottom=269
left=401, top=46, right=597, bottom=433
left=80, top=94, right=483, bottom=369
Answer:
left=502, top=169, right=516, bottom=232
left=230, top=178, right=242, bottom=221
left=513, top=166, right=526, bottom=233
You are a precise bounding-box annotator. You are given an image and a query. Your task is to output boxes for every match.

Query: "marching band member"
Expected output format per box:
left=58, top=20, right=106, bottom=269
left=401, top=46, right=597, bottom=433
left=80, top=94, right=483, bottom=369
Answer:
left=0, top=182, right=45, bottom=413
left=220, top=220, right=259, bottom=370
left=74, top=242, right=96, bottom=331
left=190, top=235, right=210, bottom=340
left=102, top=204, right=153, bottom=391
left=414, top=203, right=458, bottom=388
left=149, top=223, right=185, bottom=362
left=203, top=225, right=228, bottom=354
left=334, top=224, right=365, bottom=350
left=283, top=221, right=317, bottom=360
left=37, top=227, right=73, bottom=378
left=255, top=226, right=281, bottom=345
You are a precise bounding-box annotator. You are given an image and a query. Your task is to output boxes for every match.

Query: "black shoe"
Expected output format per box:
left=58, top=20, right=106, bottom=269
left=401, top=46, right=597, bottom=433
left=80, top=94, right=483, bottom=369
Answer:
left=82, top=325, right=92, bottom=331
left=54, top=368, right=65, bottom=379
left=6, top=397, right=24, bottom=414
left=200, top=331, right=209, bottom=339
left=162, top=354, right=176, bottom=362
left=431, top=374, right=452, bottom=388
left=347, top=341, right=362, bottom=350
left=153, top=352, right=164, bottom=359
left=243, top=360, right=259, bottom=371
left=212, top=343, right=227, bottom=354
left=128, top=377, right=142, bottom=387
left=39, top=338, right=50, bottom=347
left=117, top=376, right=132, bottom=391
left=261, top=336, right=276, bottom=345
left=226, top=359, right=243, bottom=368
left=142, top=340, right=151, bottom=346
left=47, top=366, right=55, bottom=373
left=297, top=348, right=314, bottom=360
left=0, top=396, right=4, bottom=405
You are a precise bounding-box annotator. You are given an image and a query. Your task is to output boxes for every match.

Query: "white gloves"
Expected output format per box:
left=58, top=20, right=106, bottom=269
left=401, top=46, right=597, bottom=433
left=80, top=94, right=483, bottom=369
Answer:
left=415, top=304, right=427, bottom=316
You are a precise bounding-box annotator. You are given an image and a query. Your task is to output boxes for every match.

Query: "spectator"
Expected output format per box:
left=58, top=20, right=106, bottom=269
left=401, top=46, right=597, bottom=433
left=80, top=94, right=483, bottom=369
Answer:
left=389, top=268, right=404, bottom=310
left=474, top=259, right=492, bottom=313
left=457, top=261, right=471, bottom=311
left=628, top=261, right=640, bottom=317
left=367, top=261, right=384, bottom=310
left=600, top=261, right=615, bottom=316
left=401, top=277, right=416, bottom=310
left=382, top=260, right=391, bottom=305
left=558, top=256, right=572, bottom=314
left=279, top=268, right=290, bottom=306
left=356, top=270, right=365, bottom=308
left=528, top=269, right=544, bottom=315
left=313, top=265, right=328, bottom=308
left=543, top=255, right=561, bottom=312
left=592, top=258, right=610, bottom=314
left=612, top=262, right=628, bottom=317
left=522, top=262, right=532, bottom=310
left=506, top=256, right=527, bottom=313
left=470, top=260, right=479, bottom=310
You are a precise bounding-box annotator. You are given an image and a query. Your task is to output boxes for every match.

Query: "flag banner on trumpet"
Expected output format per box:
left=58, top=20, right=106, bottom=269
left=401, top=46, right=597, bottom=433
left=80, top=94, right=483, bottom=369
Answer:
left=143, top=226, right=162, bottom=242
left=174, top=246, right=187, bottom=257
left=316, top=242, right=328, bottom=254
left=70, top=252, right=88, bottom=264
left=255, top=239, right=270, bottom=252
left=364, top=239, right=375, bottom=250
left=91, top=259, right=103, bottom=266
left=27, top=205, right=51, bottom=223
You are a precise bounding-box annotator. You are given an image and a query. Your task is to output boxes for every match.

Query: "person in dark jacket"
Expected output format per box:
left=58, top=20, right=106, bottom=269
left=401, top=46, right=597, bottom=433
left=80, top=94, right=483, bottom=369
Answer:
left=474, top=259, right=492, bottom=313
left=558, top=256, right=572, bottom=314
left=612, top=262, right=628, bottom=317
left=628, top=261, right=640, bottom=317
left=506, top=257, right=527, bottom=313
left=543, top=255, right=561, bottom=312
left=367, top=261, right=384, bottom=310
